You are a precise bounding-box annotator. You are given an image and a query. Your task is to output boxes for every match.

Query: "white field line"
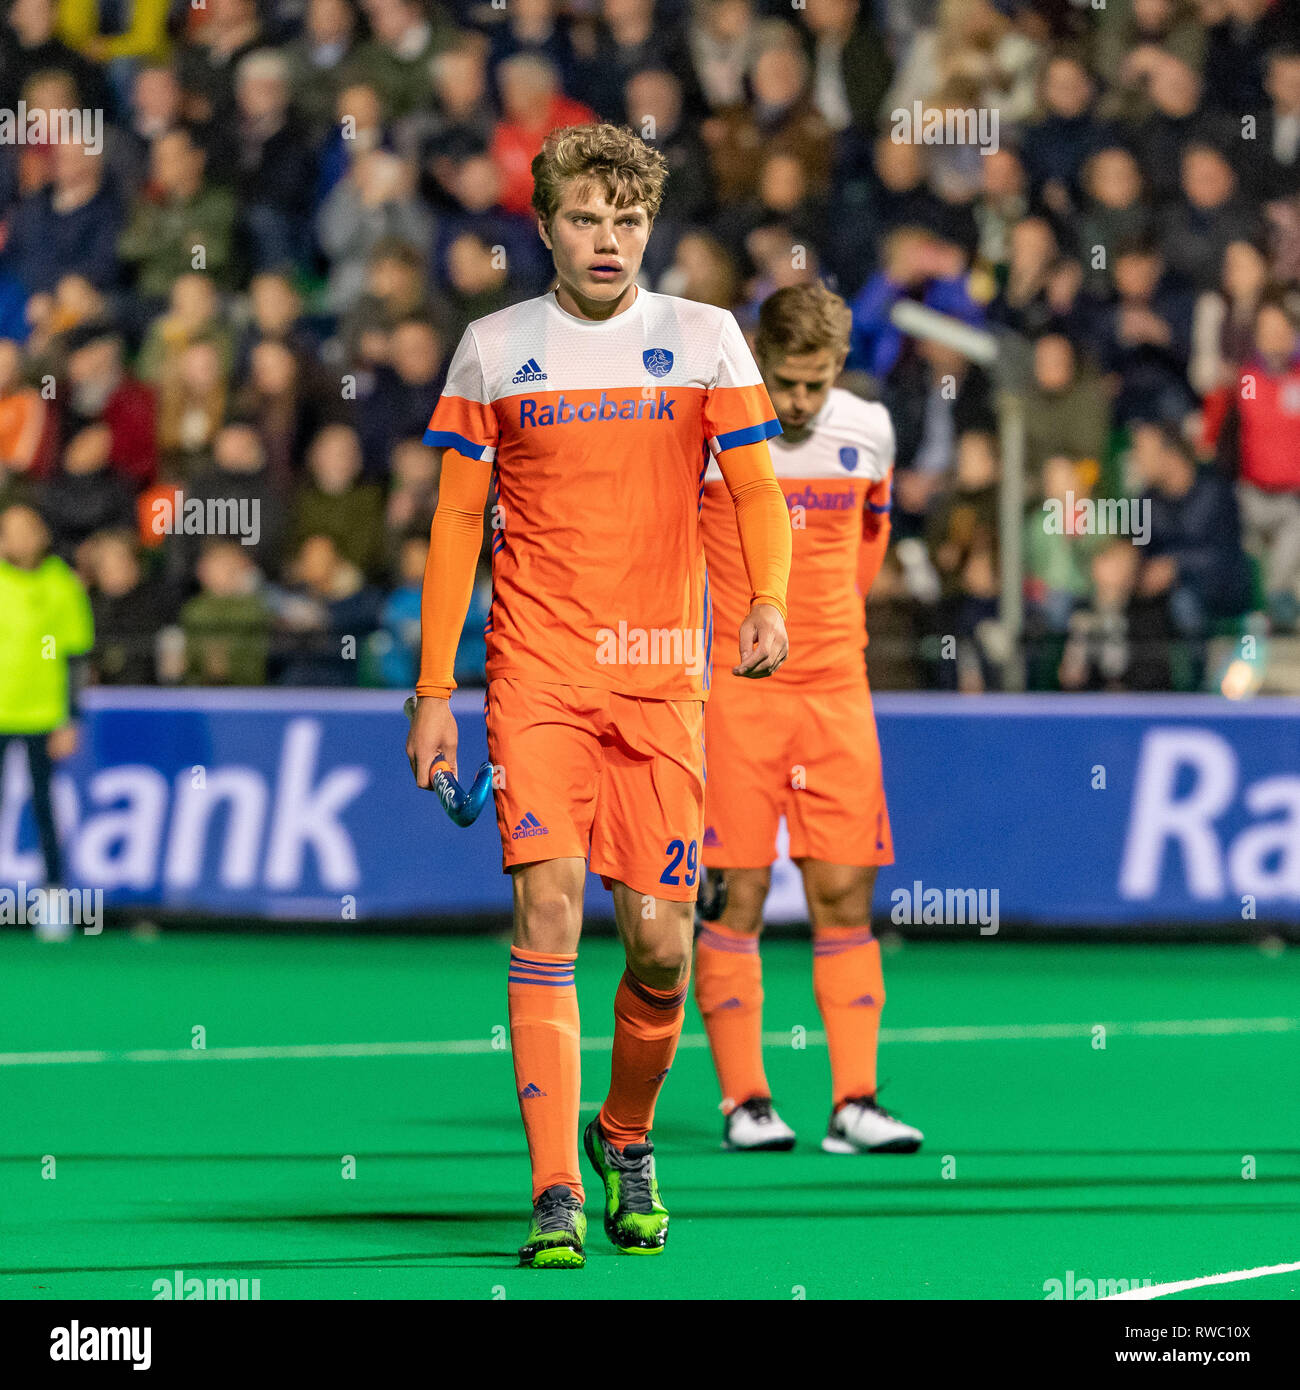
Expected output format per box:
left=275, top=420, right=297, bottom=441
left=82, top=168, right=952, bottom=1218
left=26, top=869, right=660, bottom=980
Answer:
left=0, top=1016, right=1294, bottom=1068
left=1104, top=1259, right=1300, bottom=1300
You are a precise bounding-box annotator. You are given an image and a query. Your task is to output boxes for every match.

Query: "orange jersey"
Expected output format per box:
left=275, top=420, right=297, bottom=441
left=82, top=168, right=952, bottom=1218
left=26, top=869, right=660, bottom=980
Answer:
left=422, top=287, right=784, bottom=700
left=701, top=387, right=894, bottom=688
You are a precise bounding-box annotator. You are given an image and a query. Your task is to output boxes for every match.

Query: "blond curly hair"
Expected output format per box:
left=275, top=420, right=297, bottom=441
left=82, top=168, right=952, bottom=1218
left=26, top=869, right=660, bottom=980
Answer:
left=531, top=123, right=669, bottom=228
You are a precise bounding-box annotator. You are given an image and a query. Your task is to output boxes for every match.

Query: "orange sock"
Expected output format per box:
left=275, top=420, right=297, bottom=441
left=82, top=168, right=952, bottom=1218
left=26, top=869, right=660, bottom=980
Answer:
left=597, top=969, right=688, bottom=1149
left=694, top=923, right=768, bottom=1112
left=508, top=946, right=583, bottom=1203
left=812, top=926, right=885, bottom=1107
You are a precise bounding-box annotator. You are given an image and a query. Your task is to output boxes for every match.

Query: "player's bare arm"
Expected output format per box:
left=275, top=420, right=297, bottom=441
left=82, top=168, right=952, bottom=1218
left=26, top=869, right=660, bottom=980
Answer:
left=406, top=445, right=490, bottom=787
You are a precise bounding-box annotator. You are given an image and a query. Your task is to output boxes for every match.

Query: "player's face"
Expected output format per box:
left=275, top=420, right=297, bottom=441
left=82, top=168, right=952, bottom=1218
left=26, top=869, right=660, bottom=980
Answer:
left=540, top=182, right=650, bottom=319
left=762, top=348, right=843, bottom=441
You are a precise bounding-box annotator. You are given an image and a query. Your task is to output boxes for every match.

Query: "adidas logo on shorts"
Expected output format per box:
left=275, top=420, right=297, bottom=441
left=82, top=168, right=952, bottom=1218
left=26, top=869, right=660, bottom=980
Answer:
left=511, top=357, right=547, bottom=384
left=512, top=812, right=549, bottom=840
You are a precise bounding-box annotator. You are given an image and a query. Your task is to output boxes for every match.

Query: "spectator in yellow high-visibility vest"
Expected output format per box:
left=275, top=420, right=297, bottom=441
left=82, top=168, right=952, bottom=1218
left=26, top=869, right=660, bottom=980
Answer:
left=0, top=503, right=94, bottom=907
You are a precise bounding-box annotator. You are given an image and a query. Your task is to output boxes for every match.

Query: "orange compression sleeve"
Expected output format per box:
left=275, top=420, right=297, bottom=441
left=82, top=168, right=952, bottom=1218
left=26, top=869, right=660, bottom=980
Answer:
left=857, top=509, right=891, bottom=599
left=415, top=448, right=491, bottom=698
left=714, top=439, right=792, bottom=619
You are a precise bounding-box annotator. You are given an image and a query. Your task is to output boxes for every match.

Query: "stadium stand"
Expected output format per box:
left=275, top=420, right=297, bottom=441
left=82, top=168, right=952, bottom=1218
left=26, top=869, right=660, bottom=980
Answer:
left=1, top=0, right=1299, bottom=693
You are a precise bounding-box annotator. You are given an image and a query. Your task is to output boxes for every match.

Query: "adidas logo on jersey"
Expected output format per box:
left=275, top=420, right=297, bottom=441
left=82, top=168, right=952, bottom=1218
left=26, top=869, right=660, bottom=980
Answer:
left=519, top=1082, right=547, bottom=1099
left=511, top=357, right=547, bottom=384
left=512, top=812, right=549, bottom=840
left=703, top=825, right=721, bottom=847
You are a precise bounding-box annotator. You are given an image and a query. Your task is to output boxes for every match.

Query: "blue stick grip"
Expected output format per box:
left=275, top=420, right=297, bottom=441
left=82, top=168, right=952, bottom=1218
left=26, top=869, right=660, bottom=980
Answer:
left=430, top=759, right=494, bottom=827
left=404, top=696, right=494, bottom=827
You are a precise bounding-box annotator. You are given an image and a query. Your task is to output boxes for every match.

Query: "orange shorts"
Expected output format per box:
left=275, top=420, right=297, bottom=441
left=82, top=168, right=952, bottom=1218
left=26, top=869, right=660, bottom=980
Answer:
left=702, top=672, right=893, bottom=868
left=485, top=677, right=706, bottom=902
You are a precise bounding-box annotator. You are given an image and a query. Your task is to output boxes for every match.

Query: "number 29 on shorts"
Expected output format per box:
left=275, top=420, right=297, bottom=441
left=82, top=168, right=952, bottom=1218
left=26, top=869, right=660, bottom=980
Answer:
left=660, top=838, right=699, bottom=887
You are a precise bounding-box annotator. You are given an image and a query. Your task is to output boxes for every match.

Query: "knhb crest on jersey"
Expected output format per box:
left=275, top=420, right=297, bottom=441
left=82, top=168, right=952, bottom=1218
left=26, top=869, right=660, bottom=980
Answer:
left=839, top=446, right=859, bottom=472
left=643, top=347, right=673, bottom=378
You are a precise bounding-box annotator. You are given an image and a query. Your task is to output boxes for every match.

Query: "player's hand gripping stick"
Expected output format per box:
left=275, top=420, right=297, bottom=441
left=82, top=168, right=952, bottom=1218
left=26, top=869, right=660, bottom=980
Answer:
left=403, top=695, right=494, bottom=827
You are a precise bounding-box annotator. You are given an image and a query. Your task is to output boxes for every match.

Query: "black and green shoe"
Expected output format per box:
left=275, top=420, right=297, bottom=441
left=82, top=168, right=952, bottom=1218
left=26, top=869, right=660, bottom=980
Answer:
left=517, top=1184, right=587, bottom=1269
left=583, top=1119, right=669, bottom=1254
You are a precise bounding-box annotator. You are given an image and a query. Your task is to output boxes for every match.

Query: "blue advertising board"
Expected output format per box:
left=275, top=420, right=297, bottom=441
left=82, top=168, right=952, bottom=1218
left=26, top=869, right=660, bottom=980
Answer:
left=1, top=690, right=1297, bottom=925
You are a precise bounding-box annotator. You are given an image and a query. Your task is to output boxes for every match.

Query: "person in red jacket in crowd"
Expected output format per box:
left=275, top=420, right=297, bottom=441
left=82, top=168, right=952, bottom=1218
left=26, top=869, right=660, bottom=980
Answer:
left=489, top=55, right=597, bottom=219
left=63, top=326, right=158, bottom=492
left=1206, top=298, right=1300, bottom=630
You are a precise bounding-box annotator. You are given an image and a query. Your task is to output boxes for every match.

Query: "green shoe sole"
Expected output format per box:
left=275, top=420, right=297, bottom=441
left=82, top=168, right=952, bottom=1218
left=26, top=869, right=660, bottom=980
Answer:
left=520, top=1243, right=586, bottom=1269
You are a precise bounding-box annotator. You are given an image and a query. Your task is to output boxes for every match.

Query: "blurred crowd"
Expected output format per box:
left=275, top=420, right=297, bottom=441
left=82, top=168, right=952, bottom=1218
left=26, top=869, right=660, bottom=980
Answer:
left=0, top=0, right=1297, bottom=692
